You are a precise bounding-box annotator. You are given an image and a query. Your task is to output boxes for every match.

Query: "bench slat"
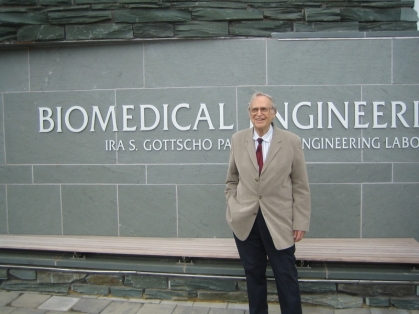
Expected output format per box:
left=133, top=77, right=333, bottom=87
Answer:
left=0, top=235, right=418, bottom=264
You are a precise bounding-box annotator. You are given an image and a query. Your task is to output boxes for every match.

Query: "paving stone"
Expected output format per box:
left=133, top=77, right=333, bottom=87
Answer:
left=226, top=304, right=248, bottom=310
left=71, top=298, right=112, bottom=314
left=172, top=305, right=210, bottom=314
left=0, top=291, right=21, bottom=306
left=370, top=309, right=409, bottom=314
left=335, top=309, right=371, bottom=314
left=302, top=306, right=334, bottom=314
left=194, top=302, right=227, bottom=309
left=100, top=300, right=143, bottom=314
left=208, top=309, right=245, bottom=314
left=0, top=306, right=15, bottom=314
left=136, top=303, right=176, bottom=314
left=11, top=294, right=51, bottom=309
left=37, top=296, right=80, bottom=311
left=301, top=294, right=363, bottom=309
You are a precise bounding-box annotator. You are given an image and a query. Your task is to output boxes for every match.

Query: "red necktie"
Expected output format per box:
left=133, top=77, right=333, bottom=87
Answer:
left=256, top=138, right=263, bottom=175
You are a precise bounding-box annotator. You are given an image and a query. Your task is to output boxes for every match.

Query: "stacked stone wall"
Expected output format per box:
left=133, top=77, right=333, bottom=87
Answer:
left=1, top=268, right=419, bottom=310
left=0, top=0, right=418, bottom=44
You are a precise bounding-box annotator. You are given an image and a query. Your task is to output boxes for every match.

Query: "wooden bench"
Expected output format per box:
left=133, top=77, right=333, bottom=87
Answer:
left=0, top=235, right=418, bottom=264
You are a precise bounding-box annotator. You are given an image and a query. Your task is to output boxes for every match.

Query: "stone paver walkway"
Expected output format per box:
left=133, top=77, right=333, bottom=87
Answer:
left=0, top=291, right=418, bottom=314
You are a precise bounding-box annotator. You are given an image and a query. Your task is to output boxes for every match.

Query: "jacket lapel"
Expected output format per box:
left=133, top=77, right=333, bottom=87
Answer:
left=262, top=127, right=282, bottom=174
left=245, top=128, right=259, bottom=173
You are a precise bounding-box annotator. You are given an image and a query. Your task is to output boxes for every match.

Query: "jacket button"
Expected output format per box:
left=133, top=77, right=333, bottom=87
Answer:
left=255, top=178, right=259, bottom=182
left=253, top=213, right=257, bottom=215
left=259, top=196, right=262, bottom=199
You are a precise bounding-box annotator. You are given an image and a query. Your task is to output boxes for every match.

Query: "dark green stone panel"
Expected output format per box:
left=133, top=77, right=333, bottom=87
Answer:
left=119, top=0, right=159, bottom=3
left=40, top=0, right=72, bottom=5
left=66, top=23, right=133, bottom=40
left=264, top=8, right=304, bottom=20
left=0, top=11, right=48, bottom=26
left=17, top=25, right=64, bottom=41
left=305, top=8, right=341, bottom=21
left=0, top=26, right=15, bottom=41
left=172, top=2, right=247, bottom=9
left=47, top=11, right=111, bottom=24
left=294, top=21, right=359, bottom=31
left=192, top=8, right=263, bottom=21
left=76, top=0, right=115, bottom=3
left=360, top=21, right=417, bottom=30
left=0, top=0, right=36, bottom=4
left=91, top=4, right=126, bottom=9
left=133, top=23, right=173, bottom=38
left=114, top=9, right=191, bottom=23
left=230, top=20, right=292, bottom=36
left=341, top=8, right=401, bottom=21
left=175, top=21, right=228, bottom=38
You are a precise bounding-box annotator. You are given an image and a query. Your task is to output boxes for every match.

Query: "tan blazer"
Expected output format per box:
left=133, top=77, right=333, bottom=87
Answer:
left=225, top=126, right=311, bottom=250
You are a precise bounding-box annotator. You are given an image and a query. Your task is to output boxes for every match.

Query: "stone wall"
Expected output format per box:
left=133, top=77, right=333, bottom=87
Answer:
left=1, top=268, right=419, bottom=310
left=0, top=0, right=418, bottom=44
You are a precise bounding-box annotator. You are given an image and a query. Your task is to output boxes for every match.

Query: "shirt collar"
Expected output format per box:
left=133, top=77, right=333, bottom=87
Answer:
left=253, top=125, right=273, bottom=143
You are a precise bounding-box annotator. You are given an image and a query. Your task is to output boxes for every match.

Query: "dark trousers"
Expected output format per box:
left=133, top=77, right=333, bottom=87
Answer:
left=234, top=210, right=302, bottom=314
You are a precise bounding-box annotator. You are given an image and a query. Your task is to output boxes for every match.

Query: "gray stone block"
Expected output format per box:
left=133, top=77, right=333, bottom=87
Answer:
left=148, top=165, right=226, bottom=185
left=72, top=284, right=110, bottom=295
left=362, top=184, right=419, bottom=239
left=393, top=38, right=419, bottom=84
left=305, top=8, right=341, bottom=22
left=366, top=296, right=390, bottom=307
left=125, top=275, right=168, bottom=289
left=170, top=278, right=236, bottom=292
left=134, top=23, right=173, bottom=38
left=10, top=293, right=51, bottom=308
left=62, top=185, right=118, bottom=236
left=307, top=184, right=361, bottom=238
left=86, top=274, right=123, bottom=286
left=37, top=271, right=87, bottom=284
left=307, top=163, right=392, bottom=183
left=341, top=8, right=402, bottom=22
left=17, top=25, right=64, bottom=41
left=109, top=286, right=144, bottom=298
left=267, top=39, right=391, bottom=85
left=0, top=26, right=16, bottom=41
left=7, top=185, right=62, bottom=235
left=360, top=21, right=417, bottom=31
left=192, top=8, right=263, bottom=21
left=144, top=289, right=194, bottom=300
left=143, top=40, right=266, bottom=87
left=47, top=11, right=111, bottom=24
left=294, top=22, right=359, bottom=32
left=391, top=163, right=419, bottom=183
left=37, top=295, right=80, bottom=312
left=3, top=91, right=118, bottom=164
left=0, top=268, right=7, bottom=280
left=66, top=23, right=133, bottom=40
left=198, top=291, right=248, bottom=303
left=114, top=9, right=191, bottom=23
left=29, top=44, right=142, bottom=91
left=338, top=284, right=415, bottom=296
left=9, top=269, right=36, bottom=280
left=118, top=185, right=177, bottom=237
left=2, top=281, right=69, bottom=294
left=0, top=11, right=48, bottom=26
left=33, top=165, right=146, bottom=184
left=177, top=185, right=231, bottom=238
left=229, top=21, right=292, bottom=36
left=300, top=282, right=336, bottom=293
left=115, top=87, right=236, bottom=164
left=173, top=305, right=212, bottom=314
left=391, top=297, right=419, bottom=309
left=301, top=293, right=363, bottom=308
left=137, top=303, right=176, bottom=314
left=0, top=186, right=5, bottom=234
left=264, top=8, right=303, bottom=20
left=0, top=49, right=28, bottom=92
left=40, top=0, right=72, bottom=5
left=0, top=166, right=32, bottom=184
left=175, top=21, right=228, bottom=38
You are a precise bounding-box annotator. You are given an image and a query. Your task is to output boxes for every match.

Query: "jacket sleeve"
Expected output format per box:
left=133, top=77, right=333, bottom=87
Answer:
left=225, top=136, right=239, bottom=200
left=290, top=136, right=311, bottom=232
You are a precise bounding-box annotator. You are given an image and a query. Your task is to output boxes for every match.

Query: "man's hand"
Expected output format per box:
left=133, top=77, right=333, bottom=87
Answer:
left=293, top=230, right=305, bottom=242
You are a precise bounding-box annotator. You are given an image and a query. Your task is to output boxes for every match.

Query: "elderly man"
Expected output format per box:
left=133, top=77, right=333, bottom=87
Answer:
left=225, top=92, right=311, bottom=314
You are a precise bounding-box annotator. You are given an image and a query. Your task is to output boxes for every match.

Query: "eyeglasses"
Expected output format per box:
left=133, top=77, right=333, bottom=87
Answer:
left=249, top=107, right=273, bottom=114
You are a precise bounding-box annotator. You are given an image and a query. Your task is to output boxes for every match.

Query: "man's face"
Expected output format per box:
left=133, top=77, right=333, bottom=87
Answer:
left=249, top=95, right=276, bottom=135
